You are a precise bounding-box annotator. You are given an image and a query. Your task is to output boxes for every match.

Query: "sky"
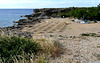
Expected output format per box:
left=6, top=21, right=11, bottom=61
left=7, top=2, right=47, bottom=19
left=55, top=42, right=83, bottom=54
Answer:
left=0, top=0, right=100, bottom=9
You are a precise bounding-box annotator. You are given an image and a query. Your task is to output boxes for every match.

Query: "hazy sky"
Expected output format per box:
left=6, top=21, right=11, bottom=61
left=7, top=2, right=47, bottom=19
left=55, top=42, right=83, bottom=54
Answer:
left=0, top=0, right=100, bottom=8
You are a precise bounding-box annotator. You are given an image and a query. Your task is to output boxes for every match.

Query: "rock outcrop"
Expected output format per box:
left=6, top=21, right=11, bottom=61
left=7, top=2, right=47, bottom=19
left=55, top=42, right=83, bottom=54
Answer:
left=14, top=8, right=76, bottom=26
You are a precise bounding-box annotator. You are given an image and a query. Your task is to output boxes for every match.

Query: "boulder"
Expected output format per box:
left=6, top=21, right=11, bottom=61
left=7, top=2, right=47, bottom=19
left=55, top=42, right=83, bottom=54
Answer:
left=24, top=15, right=31, bottom=17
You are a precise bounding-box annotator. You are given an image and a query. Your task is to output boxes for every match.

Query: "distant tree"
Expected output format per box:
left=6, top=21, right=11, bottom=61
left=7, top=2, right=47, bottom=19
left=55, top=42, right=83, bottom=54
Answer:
left=70, top=8, right=87, bottom=19
left=98, top=4, right=100, bottom=8
left=69, top=7, right=100, bottom=20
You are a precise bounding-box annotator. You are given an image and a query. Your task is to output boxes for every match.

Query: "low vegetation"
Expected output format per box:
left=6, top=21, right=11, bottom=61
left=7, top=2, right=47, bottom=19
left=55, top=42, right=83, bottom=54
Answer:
left=0, top=35, right=64, bottom=63
left=0, top=36, right=41, bottom=62
left=59, top=35, right=63, bottom=37
left=81, top=33, right=100, bottom=37
left=69, top=36, right=76, bottom=39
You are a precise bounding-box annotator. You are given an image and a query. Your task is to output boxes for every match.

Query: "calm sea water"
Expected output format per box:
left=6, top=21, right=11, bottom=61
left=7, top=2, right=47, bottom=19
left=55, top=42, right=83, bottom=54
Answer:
left=0, top=9, right=33, bottom=27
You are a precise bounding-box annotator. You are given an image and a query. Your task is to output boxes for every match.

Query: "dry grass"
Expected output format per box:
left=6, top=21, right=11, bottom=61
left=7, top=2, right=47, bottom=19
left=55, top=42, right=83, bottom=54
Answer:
left=0, top=30, right=64, bottom=63
left=34, top=38, right=64, bottom=57
left=12, top=53, right=50, bottom=63
left=10, top=38, right=64, bottom=63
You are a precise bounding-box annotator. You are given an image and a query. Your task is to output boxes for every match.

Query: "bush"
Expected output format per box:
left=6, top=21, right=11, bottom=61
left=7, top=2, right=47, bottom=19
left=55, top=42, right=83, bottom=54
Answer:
left=69, top=7, right=100, bottom=20
left=58, top=12, right=70, bottom=18
left=81, top=33, right=98, bottom=37
left=59, top=35, right=63, bottom=37
left=0, top=36, right=41, bottom=62
left=81, top=33, right=90, bottom=36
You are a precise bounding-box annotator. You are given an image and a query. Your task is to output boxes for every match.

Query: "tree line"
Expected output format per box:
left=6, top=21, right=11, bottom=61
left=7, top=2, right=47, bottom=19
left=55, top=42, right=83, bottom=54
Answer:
left=59, top=4, right=100, bottom=21
left=69, top=7, right=100, bottom=20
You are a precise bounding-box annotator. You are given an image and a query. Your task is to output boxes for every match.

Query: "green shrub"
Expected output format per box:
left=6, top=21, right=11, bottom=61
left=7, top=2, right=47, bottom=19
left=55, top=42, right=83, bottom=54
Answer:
left=0, top=36, right=41, bottom=62
left=70, top=36, right=73, bottom=38
left=69, top=36, right=76, bottom=39
left=81, top=33, right=90, bottom=36
left=97, top=46, right=100, bottom=48
left=50, top=35, right=53, bottom=37
left=59, top=35, right=63, bottom=37
left=81, top=33, right=97, bottom=37
left=58, top=12, right=70, bottom=18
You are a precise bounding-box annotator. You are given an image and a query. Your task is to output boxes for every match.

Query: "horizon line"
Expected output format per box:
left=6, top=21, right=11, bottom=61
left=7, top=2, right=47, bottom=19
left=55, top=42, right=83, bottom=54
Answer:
left=0, top=6, right=98, bottom=9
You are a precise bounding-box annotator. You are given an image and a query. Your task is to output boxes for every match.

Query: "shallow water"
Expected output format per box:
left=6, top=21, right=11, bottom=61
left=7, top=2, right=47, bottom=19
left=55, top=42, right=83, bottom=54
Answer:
left=0, top=9, right=33, bottom=27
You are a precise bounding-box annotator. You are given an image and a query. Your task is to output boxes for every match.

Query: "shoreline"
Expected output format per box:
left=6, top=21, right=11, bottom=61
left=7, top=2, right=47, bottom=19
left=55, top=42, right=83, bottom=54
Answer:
left=0, top=7, right=100, bottom=38
left=0, top=8, right=71, bottom=38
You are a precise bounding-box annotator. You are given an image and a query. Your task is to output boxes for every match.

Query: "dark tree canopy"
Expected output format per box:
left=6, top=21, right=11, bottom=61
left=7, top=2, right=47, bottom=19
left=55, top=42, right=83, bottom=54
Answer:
left=98, top=4, right=100, bottom=8
left=68, top=5, right=100, bottom=20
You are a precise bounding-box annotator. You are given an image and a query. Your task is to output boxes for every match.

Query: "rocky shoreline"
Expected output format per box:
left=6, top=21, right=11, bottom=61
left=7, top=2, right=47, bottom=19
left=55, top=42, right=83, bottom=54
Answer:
left=0, top=8, right=74, bottom=38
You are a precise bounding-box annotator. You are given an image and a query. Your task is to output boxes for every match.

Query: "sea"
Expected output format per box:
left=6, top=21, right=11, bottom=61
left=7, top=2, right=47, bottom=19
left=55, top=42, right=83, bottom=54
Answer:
left=0, top=9, right=33, bottom=27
